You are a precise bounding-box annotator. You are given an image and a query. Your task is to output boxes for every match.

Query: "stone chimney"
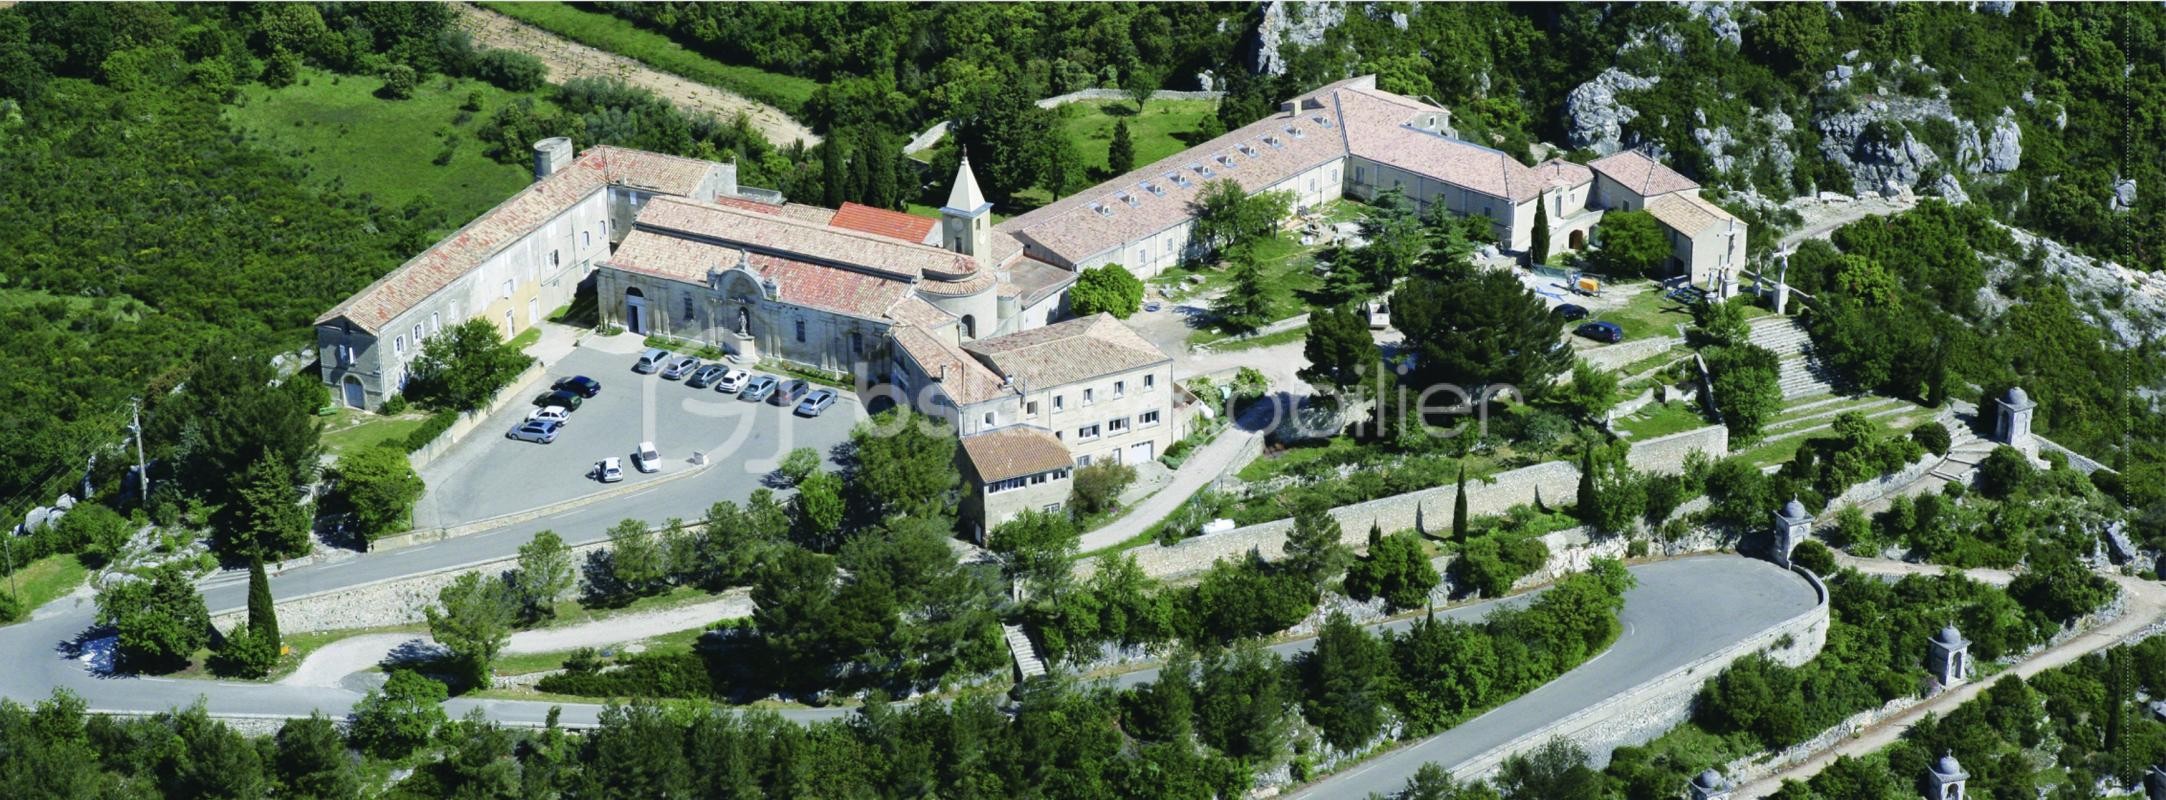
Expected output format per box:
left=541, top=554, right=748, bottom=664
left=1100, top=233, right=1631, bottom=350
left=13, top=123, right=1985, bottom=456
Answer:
left=532, top=137, right=574, bottom=182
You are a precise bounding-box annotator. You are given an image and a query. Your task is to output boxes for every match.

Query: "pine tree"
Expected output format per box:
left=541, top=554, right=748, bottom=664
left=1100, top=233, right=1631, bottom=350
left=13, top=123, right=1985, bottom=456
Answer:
left=247, top=557, right=280, bottom=654
left=1530, top=197, right=1551, bottom=265
left=1452, top=466, right=1470, bottom=543
left=1576, top=449, right=1600, bottom=524
left=1108, top=118, right=1136, bottom=174
left=1211, top=245, right=1276, bottom=335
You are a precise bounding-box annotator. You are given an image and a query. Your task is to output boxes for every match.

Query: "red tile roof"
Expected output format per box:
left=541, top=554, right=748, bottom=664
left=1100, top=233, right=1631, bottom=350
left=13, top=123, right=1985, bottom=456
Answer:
left=604, top=230, right=912, bottom=319
left=1589, top=149, right=1701, bottom=199
left=636, top=196, right=977, bottom=281
left=961, top=426, right=1073, bottom=482
left=830, top=202, right=939, bottom=245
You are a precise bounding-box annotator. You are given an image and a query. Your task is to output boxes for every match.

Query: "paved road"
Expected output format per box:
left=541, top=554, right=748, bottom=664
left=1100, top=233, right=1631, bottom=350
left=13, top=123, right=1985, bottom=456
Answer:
left=1079, top=397, right=1280, bottom=552
left=1290, top=556, right=1819, bottom=799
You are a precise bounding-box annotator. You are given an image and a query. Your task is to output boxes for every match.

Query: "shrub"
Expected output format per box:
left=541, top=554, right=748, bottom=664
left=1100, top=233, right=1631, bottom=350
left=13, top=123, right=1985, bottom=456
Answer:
left=776, top=447, right=821, bottom=487
left=472, top=49, right=546, bottom=92
left=378, top=64, right=417, bottom=100
left=1910, top=422, right=1952, bottom=456
left=1789, top=539, right=1836, bottom=575
left=210, top=625, right=278, bottom=679
left=379, top=394, right=410, bottom=415
left=1976, top=446, right=2033, bottom=499
left=1070, top=264, right=1146, bottom=318
left=1071, top=462, right=1137, bottom=516
left=350, top=670, right=449, bottom=758
left=403, top=410, right=457, bottom=452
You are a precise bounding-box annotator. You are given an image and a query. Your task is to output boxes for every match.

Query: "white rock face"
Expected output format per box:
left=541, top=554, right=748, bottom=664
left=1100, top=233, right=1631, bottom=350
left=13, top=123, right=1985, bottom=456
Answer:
left=1818, top=102, right=1942, bottom=197
left=1982, top=108, right=2022, bottom=173
left=1683, top=1, right=1743, bottom=47
left=1931, top=173, right=1970, bottom=205
left=2113, top=178, right=2138, bottom=212
left=1565, top=68, right=1659, bottom=155
left=1252, top=0, right=1346, bottom=76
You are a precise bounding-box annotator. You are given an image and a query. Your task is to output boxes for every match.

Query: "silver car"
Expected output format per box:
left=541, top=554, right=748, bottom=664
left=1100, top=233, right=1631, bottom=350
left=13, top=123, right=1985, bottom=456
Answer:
left=739, top=374, right=778, bottom=402
left=507, top=419, right=561, bottom=444
left=660, top=356, right=702, bottom=380
left=685, top=363, right=730, bottom=388
left=795, top=388, right=838, bottom=417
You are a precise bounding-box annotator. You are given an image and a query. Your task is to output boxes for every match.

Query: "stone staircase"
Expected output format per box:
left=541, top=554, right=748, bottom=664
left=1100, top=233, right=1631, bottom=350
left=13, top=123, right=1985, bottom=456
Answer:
left=1930, top=425, right=1999, bottom=484
left=1003, top=624, right=1046, bottom=681
left=1747, top=317, right=1839, bottom=399
left=1758, top=395, right=1917, bottom=445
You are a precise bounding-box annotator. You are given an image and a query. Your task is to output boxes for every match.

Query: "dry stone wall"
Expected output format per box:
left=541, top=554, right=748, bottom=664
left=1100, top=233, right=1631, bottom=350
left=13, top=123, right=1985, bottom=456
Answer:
left=213, top=537, right=616, bottom=634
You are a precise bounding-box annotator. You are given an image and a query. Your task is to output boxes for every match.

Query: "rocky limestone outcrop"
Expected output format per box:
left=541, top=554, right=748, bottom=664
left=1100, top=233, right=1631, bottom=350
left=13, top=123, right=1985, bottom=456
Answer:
left=1818, top=101, right=1942, bottom=197
left=1565, top=68, right=1659, bottom=155
left=1953, top=108, right=2022, bottom=174
left=1682, top=1, right=1744, bottom=48
left=1252, top=0, right=1346, bottom=76
left=2113, top=178, right=2137, bottom=212
left=1989, top=225, right=2166, bottom=348
left=1931, top=173, right=1970, bottom=205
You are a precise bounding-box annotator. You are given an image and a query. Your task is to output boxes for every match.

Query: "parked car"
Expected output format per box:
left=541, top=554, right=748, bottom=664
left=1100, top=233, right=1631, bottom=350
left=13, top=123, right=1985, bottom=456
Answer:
left=633, top=348, right=671, bottom=373
left=533, top=389, right=584, bottom=411
left=632, top=441, right=662, bottom=473
left=1575, top=321, right=1625, bottom=343
left=770, top=379, right=811, bottom=407
left=1552, top=303, right=1589, bottom=321
left=527, top=406, right=571, bottom=426
left=592, top=457, right=623, bottom=483
left=714, top=368, right=750, bottom=393
left=795, top=387, right=838, bottom=417
left=685, top=363, right=729, bottom=388
left=739, top=374, right=779, bottom=402
left=553, top=375, right=602, bottom=397
left=507, top=419, right=561, bottom=444
left=660, top=356, right=702, bottom=380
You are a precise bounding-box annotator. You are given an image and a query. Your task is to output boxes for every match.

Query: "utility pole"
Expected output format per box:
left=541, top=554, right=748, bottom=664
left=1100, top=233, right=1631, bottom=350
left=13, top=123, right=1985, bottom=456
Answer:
left=130, top=398, right=149, bottom=503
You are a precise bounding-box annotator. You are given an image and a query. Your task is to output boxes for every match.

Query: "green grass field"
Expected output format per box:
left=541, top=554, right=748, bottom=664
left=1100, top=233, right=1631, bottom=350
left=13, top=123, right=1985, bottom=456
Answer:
left=1055, top=98, right=1221, bottom=176
left=1613, top=400, right=1711, bottom=440
left=227, top=67, right=539, bottom=223
left=322, top=408, right=431, bottom=456
left=5, top=554, right=87, bottom=618
left=1583, top=285, right=1696, bottom=342
left=479, top=2, right=820, bottom=116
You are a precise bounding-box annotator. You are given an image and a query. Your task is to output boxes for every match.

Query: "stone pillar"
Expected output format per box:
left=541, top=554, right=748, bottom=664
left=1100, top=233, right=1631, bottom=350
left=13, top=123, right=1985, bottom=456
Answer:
left=1925, top=752, right=1969, bottom=800
left=1995, top=387, right=2037, bottom=452
left=1927, top=626, right=1971, bottom=689
left=1771, top=498, right=1812, bottom=569
left=1687, top=768, right=1732, bottom=800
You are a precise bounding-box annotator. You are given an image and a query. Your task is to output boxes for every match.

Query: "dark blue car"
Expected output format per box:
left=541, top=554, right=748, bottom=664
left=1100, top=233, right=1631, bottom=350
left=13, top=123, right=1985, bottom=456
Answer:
left=1574, top=321, right=1624, bottom=343
left=553, top=375, right=602, bottom=398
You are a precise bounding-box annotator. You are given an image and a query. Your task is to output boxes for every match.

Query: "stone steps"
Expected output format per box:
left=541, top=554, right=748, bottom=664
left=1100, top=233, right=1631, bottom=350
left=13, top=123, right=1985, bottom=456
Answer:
left=1762, top=396, right=1909, bottom=435
left=1003, top=624, right=1046, bottom=680
left=1758, top=401, right=1919, bottom=446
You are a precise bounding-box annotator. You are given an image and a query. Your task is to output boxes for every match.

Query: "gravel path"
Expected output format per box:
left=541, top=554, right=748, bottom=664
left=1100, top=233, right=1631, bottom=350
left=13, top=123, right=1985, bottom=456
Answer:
left=278, top=592, right=754, bottom=688
left=454, top=4, right=819, bottom=148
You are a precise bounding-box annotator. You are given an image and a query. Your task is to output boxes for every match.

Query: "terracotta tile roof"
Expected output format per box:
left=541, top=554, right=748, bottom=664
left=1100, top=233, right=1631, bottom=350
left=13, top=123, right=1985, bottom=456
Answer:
left=893, top=325, right=1010, bottom=405
left=776, top=203, right=838, bottom=226
left=1645, top=192, right=1737, bottom=236
left=635, top=196, right=978, bottom=281
left=317, top=145, right=728, bottom=333
left=1533, top=158, right=1594, bottom=189
left=962, top=313, right=1168, bottom=390
left=712, top=196, right=782, bottom=215
left=998, top=259, right=1078, bottom=307
left=997, top=85, right=1357, bottom=267
left=883, top=295, right=956, bottom=329
left=915, top=267, right=1000, bottom=297
left=831, top=202, right=939, bottom=245
left=1338, top=88, right=1545, bottom=203
left=605, top=230, right=911, bottom=319
left=961, top=425, right=1072, bottom=482
left=1589, top=149, right=1700, bottom=199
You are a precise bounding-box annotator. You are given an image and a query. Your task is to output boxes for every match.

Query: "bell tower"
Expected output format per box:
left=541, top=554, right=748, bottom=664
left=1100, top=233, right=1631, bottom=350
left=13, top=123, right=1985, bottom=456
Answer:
left=942, top=154, right=994, bottom=270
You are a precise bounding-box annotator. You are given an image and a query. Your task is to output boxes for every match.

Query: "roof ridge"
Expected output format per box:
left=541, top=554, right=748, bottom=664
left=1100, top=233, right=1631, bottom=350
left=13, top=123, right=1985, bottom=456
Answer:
left=642, top=196, right=974, bottom=278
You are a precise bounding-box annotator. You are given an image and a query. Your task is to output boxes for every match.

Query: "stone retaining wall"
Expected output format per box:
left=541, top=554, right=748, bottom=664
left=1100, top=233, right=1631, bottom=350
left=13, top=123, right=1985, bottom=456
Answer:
left=1447, top=566, right=1831, bottom=780
left=214, top=536, right=624, bottom=633
left=1096, top=426, right=1729, bottom=580
left=407, top=361, right=548, bottom=471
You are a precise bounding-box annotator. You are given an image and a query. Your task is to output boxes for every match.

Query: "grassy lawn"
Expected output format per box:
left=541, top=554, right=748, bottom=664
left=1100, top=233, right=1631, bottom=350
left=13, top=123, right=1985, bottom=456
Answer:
left=1054, top=98, right=1221, bottom=177
left=1584, top=284, right=1696, bottom=341
left=321, top=408, right=431, bottom=456
left=227, top=67, right=539, bottom=223
left=1206, top=325, right=1310, bottom=352
left=1613, top=401, right=1711, bottom=440
left=508, top=325, right=544, bottom=352
left=4, top=554, right=88, bottom=618
left=479, top=2, right=820, bottom=116
left=1165, top=232, right=1333, bottom=345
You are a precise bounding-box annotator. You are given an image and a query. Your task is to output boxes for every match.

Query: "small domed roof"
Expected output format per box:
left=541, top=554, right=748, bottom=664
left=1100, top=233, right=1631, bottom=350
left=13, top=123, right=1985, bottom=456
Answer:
left=1782, top=498, right=1807, bottom=519
left=1935, top=625, right=1965, bottom=645
left=2005, top=386, right=2030, bottom=405
left=1693, top=768, right=1726, bottom=789
left=1934, top=753, right=1963, bottom=775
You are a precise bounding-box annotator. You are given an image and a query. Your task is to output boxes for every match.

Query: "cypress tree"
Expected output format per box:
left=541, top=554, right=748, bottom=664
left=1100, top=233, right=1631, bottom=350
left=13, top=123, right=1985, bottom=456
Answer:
left=1367, top=521, right=1383, bottom=551
left=819, top=133, right=848, bottom=210
left=864, top=129, right=899, bottom=209
left=247, top=557, right=280, bottom=653
left=1530, top=197, right=1551, bottom=265
left=1576, top=449, right=1600, bottom=524
left=1452, top=466, right=1470, bottom=543
left=1108, top=118, right=1136, bottom=174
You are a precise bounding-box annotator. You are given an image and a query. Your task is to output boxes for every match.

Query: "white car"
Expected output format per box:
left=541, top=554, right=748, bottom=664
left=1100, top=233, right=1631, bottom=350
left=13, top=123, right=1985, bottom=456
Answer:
left=632, top=441, right=662, bottom=473
left=527, top=405, right=571, bottom=425
left=593, top=457, right=623, bottom=483
left=713, top=368, right=751, bottom=393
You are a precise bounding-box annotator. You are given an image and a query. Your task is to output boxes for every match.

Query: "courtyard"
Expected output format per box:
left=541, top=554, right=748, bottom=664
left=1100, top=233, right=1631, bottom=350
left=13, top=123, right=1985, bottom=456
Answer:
left=410, top=342, right=862, bottom=529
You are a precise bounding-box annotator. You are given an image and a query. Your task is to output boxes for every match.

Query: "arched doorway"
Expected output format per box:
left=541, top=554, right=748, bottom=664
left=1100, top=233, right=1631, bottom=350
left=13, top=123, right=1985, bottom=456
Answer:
left=343, top=375, right=367, bottom=409
left=960, top=314, right=977, bottom=339
left=1568, top=229, right=1586, bottom=250
left=624, top=287, right=648, bottom=334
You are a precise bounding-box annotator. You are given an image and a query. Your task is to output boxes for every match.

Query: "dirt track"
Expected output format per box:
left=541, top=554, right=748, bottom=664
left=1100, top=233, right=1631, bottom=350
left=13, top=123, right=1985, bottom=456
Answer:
left=454, top=4, right=819, bottom=148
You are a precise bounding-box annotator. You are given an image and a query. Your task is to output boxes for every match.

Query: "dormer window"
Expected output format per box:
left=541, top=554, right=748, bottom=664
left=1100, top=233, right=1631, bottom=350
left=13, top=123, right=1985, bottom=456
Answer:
left=1237, top=143, right=1260, bottom=158
left=1263, top=136, right=1284, bottom=149
left=1091, top=202, right=1113, bottom=218
left=1167, top=171, right=1191, bottom=189
left=1214, top=154, right=1237, bottom=170
left=1117, top=192, right=1139, bottom=208
left=1285, top=125, right=1305, bottom=139
left=1312, top=115, right=1335, bottom=129
left=1143, top=182, right=1166, bottom=197
left=1190, top=163, right=1215, bottom=179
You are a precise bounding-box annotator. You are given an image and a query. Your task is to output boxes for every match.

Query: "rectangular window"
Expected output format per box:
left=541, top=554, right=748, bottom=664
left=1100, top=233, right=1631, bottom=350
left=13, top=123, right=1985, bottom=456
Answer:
left=1077, top=424, right=1100, bottom=441
left=1140, top=410, right=1161, bottom=427
left=550, top=250, right=561, bottom=267
left=502, top=279, right=514, bottom=299
left=1083, top=388, right=1095, bottom=406
left=983, top=412, right=995, bottom=426
left=1107, top=417, right=1129, bottom=434
left=1076, top=454, right=1092, bottom=467
left=1144, top=374, right=1157, bottom=391
left=795, top=319, right=806, bottom=343
left=1043, top=502, right=1062, bottom=513
left=1026, top=401, right=1039, bottom=416
left=851, top=332, right=863, bottom=354
left=1053, top=395, right=1065, bottom=412
left=582, top=231, right=592, bottom=247
left=682, top=295, right=695, bottom=321
left=1113, top=380, right=1125, bottom=398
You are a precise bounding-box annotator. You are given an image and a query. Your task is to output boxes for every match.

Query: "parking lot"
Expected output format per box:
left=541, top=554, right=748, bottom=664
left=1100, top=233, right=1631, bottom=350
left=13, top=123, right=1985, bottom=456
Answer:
left=413, top=343, right=862, bottom=528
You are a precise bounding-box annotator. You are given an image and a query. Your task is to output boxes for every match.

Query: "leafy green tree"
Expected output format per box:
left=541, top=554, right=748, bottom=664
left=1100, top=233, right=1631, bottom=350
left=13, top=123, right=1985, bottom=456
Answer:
left=1299, top=612, right=1390, bottom=750
left=274, top=713, right=361, bottom=800
left=1107, top=118, right=1136, bottom=174
left=210, top=624, right=277, bottom=678
left=1069, top=264, right=1145, bottom=318
left=94, top=563, right=209, bottom=672
left=849, top=409, right=958, bottom=520
left=378, top=63, right=417, bottom=100
left=1044, top=133, right=1086, bottom=197
left=433, top=710, right=520, bottom=798
left=1282, top=502, right=1350, bottom=583
left=426, top=571, right=519, bottom=688
left=406, top=318, right=533, bottom=412
left=751, top=547, right=842, bottom=683
left=599, top=518, right=668, bottom=597
left=1590, top=209, right=1670, bottom=279
left=1351, top=188, right=1423, bottom=292
left=1395, top=763, right=1504, bottom=800
left=1345, top=531, right=1439, bottom=610
left=583, top=701, right=694, bottom=798
left=1393, top=264, right=1567, bottom=393
left=1576, top=448, right=1600, bottom=523
left=331, top=446, right=424, bottom=545
left=1300, top=304, right=1382, bottom=397
left=1423, top=205, right=1494, bottom=272
left=1184, top=557, right=1317, bottom=643
left=1555, top=360, right=1620, bottom=425
left=692, top=497, right=785, bottom=588
left=1211, top=244, right=1276, bottom=335
left=791, top=471, right=847, bottom=548
left=1976, top=446, right=2034, bottom=499
left=512, top=529, right=574, bottom=623
left=57, top=502, right=133, bottom=569
left=989, top=510, right=1080, bottom=595
left=1190, top=179, right=1291, bottom=259
left=1390, top=611, right=1498, bottom=732
left=1122, top=61, right=1161, bottom=112
left=1070, top=461, right=1138, bottom=516
left=1195, top=640, right=1294, bottom=761
left=1689, top=297, right=1752, bottom=348
left=230, top=455, right=313, bottom=560
left=1494, top=738, right=1604, bottom=800
left=246, top=557, right=278, bottom=652
left=1705, top=344, right=1784, bottom=439
left=349, top=670, right=448, bottom=758
left=775, top=447, right=821, bottom=488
